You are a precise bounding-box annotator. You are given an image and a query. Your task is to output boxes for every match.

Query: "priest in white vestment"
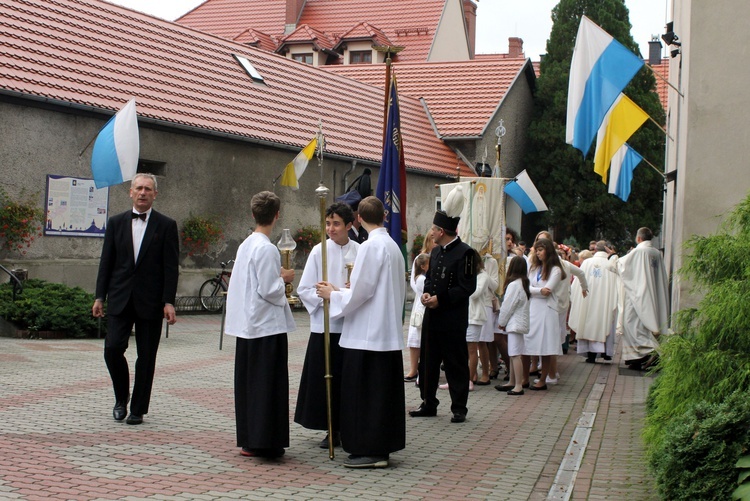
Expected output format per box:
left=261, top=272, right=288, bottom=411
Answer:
left=613, top=227, right=669, bottom=367
left=570, top=241, right=619, bottom=362
left=317, top=196, right=406, bottom=469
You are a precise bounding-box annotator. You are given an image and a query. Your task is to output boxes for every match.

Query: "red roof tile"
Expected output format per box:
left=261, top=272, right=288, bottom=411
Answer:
left=178, top=0, right=448, bottom=63
left=1, top=0, right=471, bottom=177
left=326, top=58, right=532, bottom=138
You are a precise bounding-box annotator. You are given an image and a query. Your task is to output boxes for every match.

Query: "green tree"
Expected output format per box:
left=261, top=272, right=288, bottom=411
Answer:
left=524, top=0, right=665, bottom=250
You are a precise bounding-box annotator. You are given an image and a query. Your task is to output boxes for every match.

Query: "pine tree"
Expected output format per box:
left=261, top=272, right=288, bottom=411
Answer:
left=524, top=0, right=665, bottom=250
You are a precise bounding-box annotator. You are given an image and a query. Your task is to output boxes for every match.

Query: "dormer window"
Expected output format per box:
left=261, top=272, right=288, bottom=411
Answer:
left=292, top=53, right=313, bottom=65
left=350, top=50, right=372, bottom=64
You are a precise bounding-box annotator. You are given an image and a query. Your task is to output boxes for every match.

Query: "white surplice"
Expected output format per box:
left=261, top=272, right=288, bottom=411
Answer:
left=225, top=232, right=296, bottom=339
left=297, top=238, right=359, bottom=333
left=570, top=252, right=619, bottom=355
left=329, top=227, right=406, bottom=352
left=614, top=241, right=669, bottom=360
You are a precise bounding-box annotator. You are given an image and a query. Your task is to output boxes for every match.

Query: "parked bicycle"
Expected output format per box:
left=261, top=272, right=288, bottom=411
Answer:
left=199, top=260, right=234, bottom=312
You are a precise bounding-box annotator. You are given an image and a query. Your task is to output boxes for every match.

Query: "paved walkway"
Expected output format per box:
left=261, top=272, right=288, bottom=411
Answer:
left=0, top=311, right=658, bottom=500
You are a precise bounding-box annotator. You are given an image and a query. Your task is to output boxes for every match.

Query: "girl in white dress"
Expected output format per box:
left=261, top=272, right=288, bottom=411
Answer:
left=494, top=256, right=530, bottom=395
left=525, top=238, right=566, bottom=391
left=405, top=253, right=429, bottom=381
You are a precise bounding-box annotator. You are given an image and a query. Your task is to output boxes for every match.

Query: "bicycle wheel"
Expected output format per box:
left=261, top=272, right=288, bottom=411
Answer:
left=199, top=278, right=226, bottom=312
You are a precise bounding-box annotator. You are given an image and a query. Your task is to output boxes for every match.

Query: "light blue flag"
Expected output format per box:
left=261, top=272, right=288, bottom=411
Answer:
left=608, top=143, right=643, bottom=202
left=91, top=99, right=139, bottom=189
left=566, top=16, right=644, bottom=156
left=504, top=170, right=548, bottom=214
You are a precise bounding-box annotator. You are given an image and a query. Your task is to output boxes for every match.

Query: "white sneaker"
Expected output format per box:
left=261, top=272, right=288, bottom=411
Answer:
left=439, top=383, right=449, bottom=390
left=546, top=376, right=558, bottom=384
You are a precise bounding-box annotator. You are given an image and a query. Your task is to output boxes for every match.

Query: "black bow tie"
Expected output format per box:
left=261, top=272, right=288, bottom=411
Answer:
left=132, top=212, right=147, bottom=221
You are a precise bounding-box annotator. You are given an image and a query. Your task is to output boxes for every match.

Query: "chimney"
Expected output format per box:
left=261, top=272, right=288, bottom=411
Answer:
left=463, top=0, right=477, bottom=58
left=648, top=36, right=663, bottom=65
left=508, top=37, right=524, bottom=58
left=285, top=0, right=305, bottom=34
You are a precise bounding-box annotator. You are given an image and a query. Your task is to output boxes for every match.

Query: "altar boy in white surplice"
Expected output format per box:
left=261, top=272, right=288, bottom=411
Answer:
left=295, top=202, right=359, bottom=449
left=316, top=196, right=405, bottom=469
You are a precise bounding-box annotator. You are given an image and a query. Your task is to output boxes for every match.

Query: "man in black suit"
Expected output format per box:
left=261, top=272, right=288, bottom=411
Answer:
left=409, top=211, right=476, bottom=423
left=92, top=173, right=179, bottom=425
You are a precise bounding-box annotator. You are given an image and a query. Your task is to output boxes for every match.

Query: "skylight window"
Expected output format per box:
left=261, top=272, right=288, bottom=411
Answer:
left=233, top=54, right=265, bottom=84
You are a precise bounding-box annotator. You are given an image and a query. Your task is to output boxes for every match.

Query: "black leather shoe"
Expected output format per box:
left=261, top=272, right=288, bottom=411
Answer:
left=450, top=413, right=466, bottom=423
left=113, top=401, right=127, bottom=421
left=126, top=414, right=143, bottom=425
left=409, top=405, right=437, bottom=417
left=319, top=432, right=341, bottom=449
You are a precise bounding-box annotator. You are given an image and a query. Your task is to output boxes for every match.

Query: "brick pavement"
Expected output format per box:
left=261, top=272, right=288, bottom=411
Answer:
left=0, top=311, right=656, bottom=500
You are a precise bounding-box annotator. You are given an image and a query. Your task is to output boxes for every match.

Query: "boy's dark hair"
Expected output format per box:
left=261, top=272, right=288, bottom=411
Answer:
left=251, top=191, right=280, bottom=226
left=326, top=202, right=354, bottom=225
left=358, top=196, right=385, bottom=225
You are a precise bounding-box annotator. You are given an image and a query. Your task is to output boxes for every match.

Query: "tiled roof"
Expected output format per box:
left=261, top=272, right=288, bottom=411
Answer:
left=649, top=58, right=669, bottom=111
left=178, top=0, right=447, bottom=63
left=278, top=24, right=336, bottom=53
left=299, top=0, right=444, bottom=63
left=233, top=28, right=279, bottom=53
left=326, top=58, right=533, bottom=138
left=177, top=0, right=287, bottom=41
left=1, top=0, right=471, bottom=177
left=336, top=22, right=394, bottom=48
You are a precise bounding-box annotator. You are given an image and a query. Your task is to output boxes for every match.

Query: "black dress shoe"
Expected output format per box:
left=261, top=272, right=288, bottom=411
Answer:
left=495, top=384, right=513, bottom=392
left=318, top=432, right=341, bottom=449
left=450, top=412, right=466, bottom=423
left=529, top=384, right=548, bottom=391
left=409, top=405, right=437, bottom=417
left=474, top=380, right=491, bottom=386
left=113, top=401, right=127, bottom=421
left=126, top=414, right=143, bottom=425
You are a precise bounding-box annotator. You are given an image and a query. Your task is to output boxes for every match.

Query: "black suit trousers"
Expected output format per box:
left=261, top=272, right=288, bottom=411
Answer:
left=104, top=299, right=163, bottom=415
left=418, top=320, right=470, bottom=416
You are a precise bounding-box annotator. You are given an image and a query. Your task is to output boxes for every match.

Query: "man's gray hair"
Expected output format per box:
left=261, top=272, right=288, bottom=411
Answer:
left=637, top=227, right=653, bottom=241
left=131, top=173, right=157, bottom=191
left=595, top=240, right=607, bottom=252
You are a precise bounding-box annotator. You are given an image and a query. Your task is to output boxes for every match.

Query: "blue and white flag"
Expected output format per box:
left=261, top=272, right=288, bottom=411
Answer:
left=504, top=170, right=548, bottom=214
left=91, top=99, right=139, bottom=189
left=566, top=16, right=644, bottom=156
left=376, top=75, right=408, bottom=255
left=608, top=143, right=643, bottom=202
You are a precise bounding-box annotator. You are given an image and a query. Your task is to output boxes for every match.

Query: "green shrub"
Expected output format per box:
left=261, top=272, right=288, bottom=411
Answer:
left=0, top=279, right=101, bottom=337
left=650, top=390, right=750, bottom=500
left=644, top=193, right=750, bottom=497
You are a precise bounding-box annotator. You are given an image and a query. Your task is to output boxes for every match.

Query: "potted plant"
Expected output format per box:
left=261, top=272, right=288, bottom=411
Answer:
left=181, top=214, right=225, bottom=257
left=0, top=188, right=43, bottom=255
